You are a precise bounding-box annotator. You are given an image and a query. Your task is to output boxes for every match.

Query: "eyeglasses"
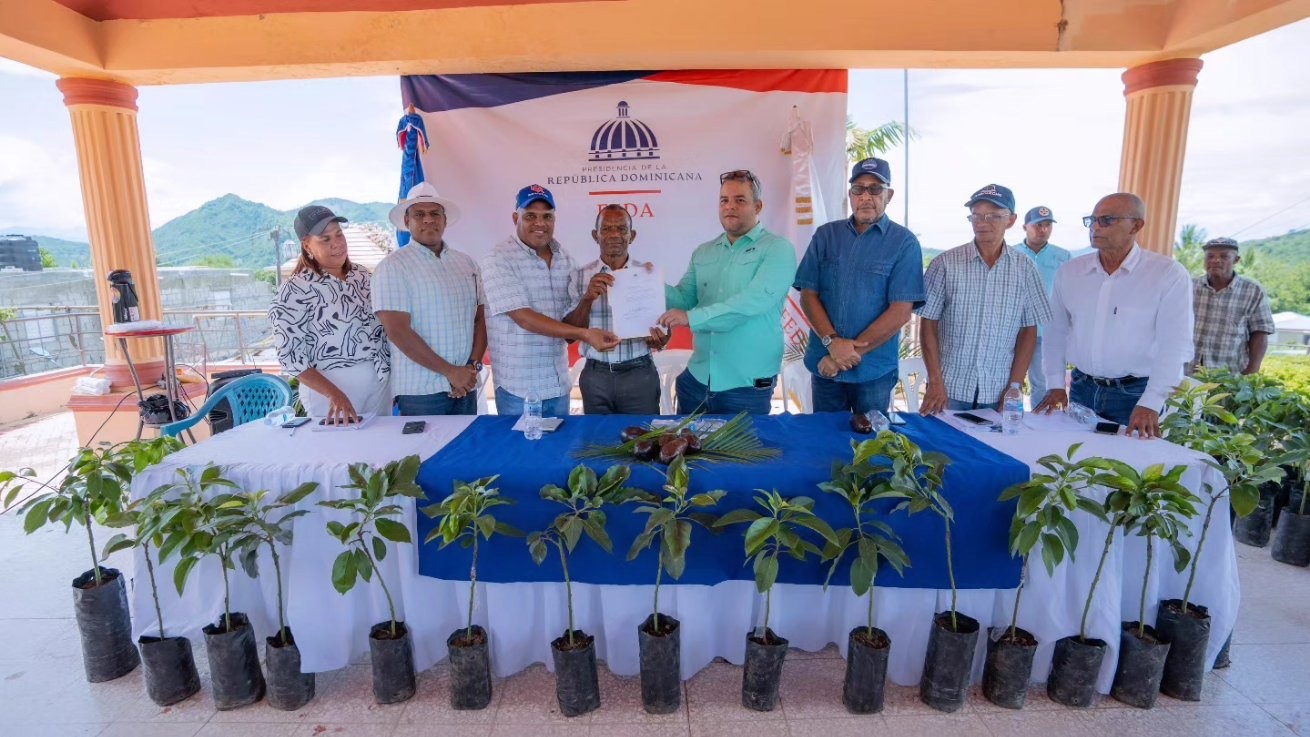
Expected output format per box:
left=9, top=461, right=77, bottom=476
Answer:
left=849, top=185, right=890, bottom=197
left=720, top=169, right=759, bottom=185
left=966, top=213, right=1010, bottom=224
left=1082, top=215, right=1140, bottom=228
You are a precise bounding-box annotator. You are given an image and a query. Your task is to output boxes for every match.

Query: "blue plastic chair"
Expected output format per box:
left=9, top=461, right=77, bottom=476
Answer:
left=159, top=373, right=293, bottom=439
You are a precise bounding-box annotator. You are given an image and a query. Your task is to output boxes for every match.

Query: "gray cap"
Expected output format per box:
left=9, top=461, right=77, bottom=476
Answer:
left=294, top=205, right=347, bottom=239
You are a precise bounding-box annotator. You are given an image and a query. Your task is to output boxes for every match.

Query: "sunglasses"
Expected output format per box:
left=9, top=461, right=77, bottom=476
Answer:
left=1082, top=215, right=1141, bottom=228
left=720, top=169, right=760, bottom=185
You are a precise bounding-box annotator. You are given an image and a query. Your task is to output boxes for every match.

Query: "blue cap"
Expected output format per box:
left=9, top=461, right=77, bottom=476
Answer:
left=849, top=157, right=891, bottom=185
left=965, top=184, right=1015, bottom=212
left=515, top=184, right=555, bottom=210
left=1024, top=206, right=1056, bottom=225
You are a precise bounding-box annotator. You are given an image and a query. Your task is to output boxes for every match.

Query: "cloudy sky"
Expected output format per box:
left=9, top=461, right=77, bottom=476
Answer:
left=0, top=17, right=1307, bottom=254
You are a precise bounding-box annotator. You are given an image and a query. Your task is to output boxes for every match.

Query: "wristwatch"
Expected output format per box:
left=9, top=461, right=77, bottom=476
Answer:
left=467, top=360, right=483, bottom=372
left=820, top=333, right=838, bottom=348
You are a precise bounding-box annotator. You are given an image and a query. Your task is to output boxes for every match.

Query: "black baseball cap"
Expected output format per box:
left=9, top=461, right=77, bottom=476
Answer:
left=294, top=205, right=348, bottom=239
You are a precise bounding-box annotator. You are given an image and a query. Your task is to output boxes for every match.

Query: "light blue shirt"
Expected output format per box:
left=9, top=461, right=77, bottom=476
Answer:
left=1013, top=240, right=1070, bottom=337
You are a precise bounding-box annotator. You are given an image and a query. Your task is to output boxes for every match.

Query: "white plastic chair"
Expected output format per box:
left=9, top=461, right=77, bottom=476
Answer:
left=780, top=361, right=813, bottom=414
left=477, top=364, right=494, bottom=415
left=652, top=349, right=692, bottom=415
left=896, top=356, right=927, bottom=413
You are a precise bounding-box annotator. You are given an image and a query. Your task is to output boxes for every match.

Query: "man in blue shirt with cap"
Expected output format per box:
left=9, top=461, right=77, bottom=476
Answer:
left=1013, top=206, right=1070, bottom=404
left=793, top=157, right=925, bottom=415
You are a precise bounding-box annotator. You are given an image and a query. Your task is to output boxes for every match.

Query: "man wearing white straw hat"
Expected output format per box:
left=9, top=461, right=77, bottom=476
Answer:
left=372, top=182, right=487, bottom=415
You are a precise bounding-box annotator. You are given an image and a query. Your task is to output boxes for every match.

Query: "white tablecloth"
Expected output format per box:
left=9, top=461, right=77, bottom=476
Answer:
left=129, top=411, right=1234, bottom=693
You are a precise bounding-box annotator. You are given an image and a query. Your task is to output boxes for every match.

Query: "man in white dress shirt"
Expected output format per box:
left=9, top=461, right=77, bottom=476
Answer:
left=1034, top=193, right=1194, bottom=437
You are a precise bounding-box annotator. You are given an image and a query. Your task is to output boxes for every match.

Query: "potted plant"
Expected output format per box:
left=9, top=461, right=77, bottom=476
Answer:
left=626, top=455, right=724, bottom=714
left=716, top=490, right=837, bottom=712
left=166, top=465, right=269, bottom=710
left=873, top=433, right=963, bottom=713
left=318, top=455, right=424, bottom=705
left=816, top=434, right=911, bottom=714
left=2, top=437, right=180, bottom=683
left=1095, top=460, right=1198, bottom=708
left=1157, top=381, right=1278, bottom=698
left=527, top=464, right=641, bottom=716
left=1271, top=401, right=1310, bottom=567
left=987, top=443, right=1101, bottom=709
left=102, top=486, right=201, bottom=706
left=225, top=482, right=320, bottom=710
left=422, top=474, right=522, bottom=710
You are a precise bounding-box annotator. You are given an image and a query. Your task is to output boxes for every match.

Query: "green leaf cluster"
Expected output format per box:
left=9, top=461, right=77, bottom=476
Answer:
left=319, top=456, right=424, bottom=636
left=998, top=443, right=1107, bottom=577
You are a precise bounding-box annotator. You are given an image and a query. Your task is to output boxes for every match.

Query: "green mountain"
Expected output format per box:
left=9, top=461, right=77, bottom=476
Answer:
left=27, top=194, right=394, bottom=270
left=1245, top=228, right=1310, bottom=263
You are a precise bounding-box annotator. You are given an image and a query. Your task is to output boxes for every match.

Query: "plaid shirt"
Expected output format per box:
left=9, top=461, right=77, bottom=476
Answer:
left=1192, top=274, right=1275, bottom=373
left=371, top=242, right=483, bottom=396
left=567, top=257, right=653, bottom=364
left=919, top=242, right=1052, bottom=404
left=481, top=235, right=578, bottom=400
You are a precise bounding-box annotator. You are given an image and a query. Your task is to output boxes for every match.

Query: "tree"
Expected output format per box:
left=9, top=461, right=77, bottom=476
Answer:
left=1173, top=224, right=1207, bottom=276
left=846, top=118, right=910, bottom=163
left=191, top=254, right=237, bottom=269
left=39, top=247, right=57, bottom=268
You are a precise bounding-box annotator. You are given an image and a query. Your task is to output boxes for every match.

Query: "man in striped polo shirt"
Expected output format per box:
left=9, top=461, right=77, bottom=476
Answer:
left=373, top=182, right=486, bottom=415
left=564, top=204, right=671, bottom=414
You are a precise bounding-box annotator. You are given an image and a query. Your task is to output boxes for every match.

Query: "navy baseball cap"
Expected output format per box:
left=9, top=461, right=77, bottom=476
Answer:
left=965, top=184, right=1016, bottom=212
left=1203, top=236, right=1240, bottom=251
left=849, top=157, right=892, bottom=185
left=516, top=184, right=556, bottom=210
left=293, top=205, right=348, bottom=239
left=1024, top=206, right=1056, bottom=225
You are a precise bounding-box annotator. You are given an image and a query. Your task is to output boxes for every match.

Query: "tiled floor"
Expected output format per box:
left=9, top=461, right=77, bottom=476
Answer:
left=2, top=411, right=1309, bottom=737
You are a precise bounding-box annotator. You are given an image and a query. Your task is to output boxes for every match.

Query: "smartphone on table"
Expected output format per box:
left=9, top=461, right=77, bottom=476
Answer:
left=954, top=412, right=992, bottom=425
left=281, top=417, right=311, bottom=429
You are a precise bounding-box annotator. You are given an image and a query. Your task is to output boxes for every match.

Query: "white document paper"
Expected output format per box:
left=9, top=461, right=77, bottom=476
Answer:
left=608, top=266, right=666, bottom=339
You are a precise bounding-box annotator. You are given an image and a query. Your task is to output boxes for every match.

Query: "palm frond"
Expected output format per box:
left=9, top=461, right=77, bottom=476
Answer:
left=574, top=412, right=779, bottom=466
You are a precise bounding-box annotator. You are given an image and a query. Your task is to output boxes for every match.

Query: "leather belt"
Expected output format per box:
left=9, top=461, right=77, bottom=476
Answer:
left=1073, top=369, right=1148, bottom=388
left=585, top=355, right=653, bottom=373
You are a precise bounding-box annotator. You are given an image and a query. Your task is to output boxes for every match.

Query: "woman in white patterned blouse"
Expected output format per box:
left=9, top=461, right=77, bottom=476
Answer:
left=269, top=206, right=390, bottom=423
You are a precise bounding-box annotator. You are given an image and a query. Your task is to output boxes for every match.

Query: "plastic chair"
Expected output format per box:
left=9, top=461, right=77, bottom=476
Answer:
left=158, top=373, right=293, bottom=438
left=780, top=360, right=813, bottom=414
left=652, top=349, right=692, bottom=415
left=896, top=356, right=927, bottom=413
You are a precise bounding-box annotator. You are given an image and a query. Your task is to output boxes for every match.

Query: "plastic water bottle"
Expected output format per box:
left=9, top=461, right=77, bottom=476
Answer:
left=1002, top=382, right=1023, bottom=435
left=523, top=391, right=543, bottom=440
left=1067, top=402, right=1098, bottom=426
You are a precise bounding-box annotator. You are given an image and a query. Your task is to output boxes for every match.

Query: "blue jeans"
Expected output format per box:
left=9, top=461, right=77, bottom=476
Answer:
left=946, top=397, right=986, bottom=411
left=1069, top=370, right=1145, bottom=426
left=395, top=392, right=476, bottom=416
left=675, top=369, right=773, bottom=415
left=811, top=369, right=898, bottom=414
left=495, top=387, right=570, bottom=418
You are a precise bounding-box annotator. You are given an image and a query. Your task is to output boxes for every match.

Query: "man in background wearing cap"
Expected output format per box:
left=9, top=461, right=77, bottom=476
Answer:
left=1035, top=193, right=1193, bottom=438
left=918, top=184, right=1051, bottom=415
left=372, top=182, right=486, bottom=416
left=793, top=157, right=925, bottom=415
left=563, top=204, right=670, bottom=414
left=659, top=169, right=796, bottom=415
left=1013, top=206, right=1070, bottom=404
left=481, top=184, right=621, bottom=417
left=1189, top=236, right=1275, bottom=375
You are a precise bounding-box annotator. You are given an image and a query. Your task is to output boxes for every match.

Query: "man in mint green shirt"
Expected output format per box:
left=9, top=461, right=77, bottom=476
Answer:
left=658, top=169, right=796, bottom=414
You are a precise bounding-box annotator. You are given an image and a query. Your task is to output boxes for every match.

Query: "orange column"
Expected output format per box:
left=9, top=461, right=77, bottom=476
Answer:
left=57, top=77, right=165, bottom=387
left=1117, top=58, right=1204, bottom=256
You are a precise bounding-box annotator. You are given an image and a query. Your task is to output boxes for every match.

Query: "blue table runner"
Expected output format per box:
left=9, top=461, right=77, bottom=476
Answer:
left=415, top=413, right=1026, bottom=590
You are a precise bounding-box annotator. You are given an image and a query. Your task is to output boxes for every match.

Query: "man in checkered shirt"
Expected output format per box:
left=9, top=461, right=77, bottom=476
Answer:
left=918, top=184, right=1052, bottom=414
left=1189, top=236, right=1275, bottom=375
left=563, top=204, right=670, bottom=414
left=481, top=184, right=621, bottom=418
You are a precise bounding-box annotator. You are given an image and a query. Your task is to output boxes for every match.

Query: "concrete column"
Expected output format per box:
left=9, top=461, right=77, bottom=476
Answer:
left=1117, top=58, right=1203, bottom=256
left=57, top=77, right=164, bottom=387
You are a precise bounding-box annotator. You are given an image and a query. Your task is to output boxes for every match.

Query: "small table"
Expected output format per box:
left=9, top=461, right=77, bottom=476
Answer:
left=104, top=325, right=194, bottom=439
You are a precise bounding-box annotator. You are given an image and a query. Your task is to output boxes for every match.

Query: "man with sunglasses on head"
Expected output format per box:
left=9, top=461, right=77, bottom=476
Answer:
left=793, top=158, right=925, bottom=416
left=918, top=184, right=1051, bottom=416
left=1034, top=193, right=1193, bottom=438
left=658, top=169, right=796, bottom=415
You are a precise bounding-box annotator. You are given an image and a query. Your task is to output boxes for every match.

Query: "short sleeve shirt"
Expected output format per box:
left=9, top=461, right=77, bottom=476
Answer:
left=371, top=242, right=484, bottom=396
left=567, top=257, right=653, bottom=364
left=793, top=215, right=926, bottom=382
left=268, top=264, right=389, bottom=380
left=480, top=236, right=577, bottom=400
left=1192, top=274, right=1276, bottom=373
left=918, top=242, right=1052, bottom=404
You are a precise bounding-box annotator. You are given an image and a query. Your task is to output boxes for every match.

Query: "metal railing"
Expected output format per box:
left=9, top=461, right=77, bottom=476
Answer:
left=0, top=306, right=276, bottom=379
